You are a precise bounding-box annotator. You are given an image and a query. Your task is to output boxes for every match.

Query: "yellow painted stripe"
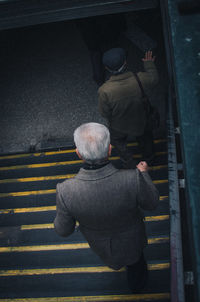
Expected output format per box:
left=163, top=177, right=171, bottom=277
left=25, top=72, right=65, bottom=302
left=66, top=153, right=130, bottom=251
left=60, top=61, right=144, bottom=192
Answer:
left=0, top=174, right=76, bottom=184
left=21, top=223, right=54, bottom=230
left=0, top=237, right=169, bottom=253
left=0, top=206, right=56, bottom=214
left=0, top=152, right=167, bottom=171
left=0, top=139, right=166, bottom=161
left=20, top=215, right=169, bottom=231
left=0, top=165, right=167, bottom=184
left=153, top=179, right=168, bottom=184
left=159, top=195, right=168, bottom=200
left=0, top=189, right=56, bottom=198
left=0, top=263, right=170, bottom=277
left=0, top=196, right=168, bottom=214
left=148, top=236, right=169, bottom=244
left=0, top=243, right=89, bottom=253
left=145, top=215, right=169, bottom=221
left=0, top=179, right=168, bottom=198
left=149, top=164, right=167, bottom=170
left=0, top=149, right=77, bottom=161
left=0, top=293, right=170, bottom=301
left=127, top=138, right=166, bottom=147
left=0, top=154, right=31, bottom=160
left=0, top=160, right=83, bottom=171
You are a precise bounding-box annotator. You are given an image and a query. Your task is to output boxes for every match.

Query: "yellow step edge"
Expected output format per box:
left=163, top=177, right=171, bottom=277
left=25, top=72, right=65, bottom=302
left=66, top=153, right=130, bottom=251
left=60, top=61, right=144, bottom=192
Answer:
left=20, top=215, right=169, bottom=231
left=0, top=149, right=76, bottom=161
left=153, top=179, right=168, bottom=184
left=0, top=263, right=170, bottom=277
left=0, top=174, right=76, bottom=184
left=0, top=189, right=56, bottom=198
left=0, top=205, right=57, bottom=214
left=0, top=152, right=167, bottom=171
left=0, top=293, right=170, bottom=301
left=110, top=152, right=167, bottom=161
left=0, top=139, right=167, bottom=161
left=0, top=236, right=169, bottom=253
left=0, top=160, right=83, bottom=171
left=127, top=138, right=167, bottom=146
left=21, top=223, right=54, bottom=230
left=0, top=165, right=167, bottom=184
left=0, top=179, right=168, bottom=198
left=150, top=164, right=167, bottom=171
left=0, top=196, right=168, bottom=214
left=145, top=215, right=169, bottom=222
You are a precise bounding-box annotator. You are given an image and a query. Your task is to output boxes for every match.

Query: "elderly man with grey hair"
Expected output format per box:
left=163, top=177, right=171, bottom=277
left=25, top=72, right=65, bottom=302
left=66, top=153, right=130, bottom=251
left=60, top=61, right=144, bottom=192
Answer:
left=54, top=122, right=159, bottom=292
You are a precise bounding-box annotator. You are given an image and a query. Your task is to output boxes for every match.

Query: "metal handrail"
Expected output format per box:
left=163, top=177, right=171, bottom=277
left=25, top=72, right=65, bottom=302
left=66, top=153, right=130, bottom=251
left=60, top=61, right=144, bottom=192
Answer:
left=168, top=90, right=185, bottom=302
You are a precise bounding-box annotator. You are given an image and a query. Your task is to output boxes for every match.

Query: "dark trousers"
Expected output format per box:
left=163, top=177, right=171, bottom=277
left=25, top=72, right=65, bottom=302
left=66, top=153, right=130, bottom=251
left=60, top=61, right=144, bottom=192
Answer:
left=89, top=50, right=105, bottom=86
left=110, top=127, right=155, bottom=166
left=126, top=253, right=148, bottom=292
left=136, top=128, right=155, bottom=162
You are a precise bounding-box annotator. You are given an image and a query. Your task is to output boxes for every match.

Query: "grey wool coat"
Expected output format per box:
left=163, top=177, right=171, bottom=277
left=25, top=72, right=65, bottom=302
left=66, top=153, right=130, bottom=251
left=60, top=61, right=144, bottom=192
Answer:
left=54, top=163, right=159, bottom=270
left=98, top=61, right=159, bottom=136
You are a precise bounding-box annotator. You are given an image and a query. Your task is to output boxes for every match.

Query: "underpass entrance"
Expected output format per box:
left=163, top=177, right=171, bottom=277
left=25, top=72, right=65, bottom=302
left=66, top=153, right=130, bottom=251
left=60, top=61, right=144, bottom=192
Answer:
left=0, top=3, right=167, bottom=154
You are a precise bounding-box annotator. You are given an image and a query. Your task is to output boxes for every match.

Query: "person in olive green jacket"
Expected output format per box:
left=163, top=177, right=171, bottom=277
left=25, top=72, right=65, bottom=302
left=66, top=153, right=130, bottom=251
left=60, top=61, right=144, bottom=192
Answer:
left=98, top=48, right=159, bottom=168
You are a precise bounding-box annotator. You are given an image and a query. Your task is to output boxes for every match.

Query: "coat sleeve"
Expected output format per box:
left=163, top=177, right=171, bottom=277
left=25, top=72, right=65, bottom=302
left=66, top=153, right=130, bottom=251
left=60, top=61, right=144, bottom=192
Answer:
left=98, top=89, right=112, bottom=120
left=136, top=169, right=159, bottom=210
left=54, top=183, right=76, bottom=237
left=137, top=61, right=159, bottom=91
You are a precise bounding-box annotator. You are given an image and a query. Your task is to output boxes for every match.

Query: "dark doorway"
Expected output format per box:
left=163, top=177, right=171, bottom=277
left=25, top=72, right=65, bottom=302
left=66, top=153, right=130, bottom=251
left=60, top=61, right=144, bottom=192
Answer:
left=0, top=8, right=167, bottom=154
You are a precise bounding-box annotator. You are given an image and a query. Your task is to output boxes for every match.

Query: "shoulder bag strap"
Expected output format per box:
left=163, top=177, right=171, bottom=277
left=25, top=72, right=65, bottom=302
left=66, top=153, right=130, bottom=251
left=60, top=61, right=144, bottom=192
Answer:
left=134, top=73, right=152, bottom=111
left=134, top=72, right=146, bottom=98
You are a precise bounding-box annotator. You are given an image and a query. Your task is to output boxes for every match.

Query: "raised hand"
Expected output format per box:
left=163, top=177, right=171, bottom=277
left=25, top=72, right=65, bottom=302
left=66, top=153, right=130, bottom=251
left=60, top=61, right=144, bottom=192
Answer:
left=142, top=50, right=155, bottom=62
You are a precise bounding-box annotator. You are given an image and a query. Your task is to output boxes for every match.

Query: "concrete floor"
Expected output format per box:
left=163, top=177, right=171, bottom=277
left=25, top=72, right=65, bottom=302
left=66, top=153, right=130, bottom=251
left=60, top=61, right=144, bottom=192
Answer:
left=0, top=11, right=167, bottom=154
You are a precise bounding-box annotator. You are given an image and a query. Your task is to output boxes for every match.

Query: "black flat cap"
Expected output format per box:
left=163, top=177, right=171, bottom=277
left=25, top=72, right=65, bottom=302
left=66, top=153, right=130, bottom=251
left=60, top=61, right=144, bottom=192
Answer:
left=102, top=48, right=126, bottom=71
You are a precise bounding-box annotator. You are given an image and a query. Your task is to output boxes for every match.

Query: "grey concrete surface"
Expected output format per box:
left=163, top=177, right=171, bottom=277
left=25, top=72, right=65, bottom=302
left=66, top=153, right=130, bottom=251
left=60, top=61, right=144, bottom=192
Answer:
left=0, top=11, right=167, bottom=154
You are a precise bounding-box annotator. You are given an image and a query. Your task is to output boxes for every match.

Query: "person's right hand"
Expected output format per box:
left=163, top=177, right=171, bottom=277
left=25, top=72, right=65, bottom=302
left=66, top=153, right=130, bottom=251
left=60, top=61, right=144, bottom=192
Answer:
left=142, top=50, right=155, bottom=62
left=137, top=161, right=149, bottom=172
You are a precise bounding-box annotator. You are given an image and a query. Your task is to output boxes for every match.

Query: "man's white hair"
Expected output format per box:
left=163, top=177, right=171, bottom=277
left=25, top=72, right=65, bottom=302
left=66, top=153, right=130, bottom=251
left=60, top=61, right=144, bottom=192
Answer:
left=74, top=123, right=110, bottom=163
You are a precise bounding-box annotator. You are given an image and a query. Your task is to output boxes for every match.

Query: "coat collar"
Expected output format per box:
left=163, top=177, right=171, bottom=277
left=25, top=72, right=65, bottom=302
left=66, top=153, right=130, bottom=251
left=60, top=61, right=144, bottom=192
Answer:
left=108, top=71, right=133, bottom=82
left=75, top=162, right=118, bottom=181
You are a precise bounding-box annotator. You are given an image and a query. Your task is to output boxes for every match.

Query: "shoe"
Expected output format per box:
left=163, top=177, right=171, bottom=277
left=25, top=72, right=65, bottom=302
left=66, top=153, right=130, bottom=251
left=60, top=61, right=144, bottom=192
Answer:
left=127, top=270, right=148, bottom=293
left=130, top=268, right=148, bottom=293
left=126, top=256, right=148, bottom=293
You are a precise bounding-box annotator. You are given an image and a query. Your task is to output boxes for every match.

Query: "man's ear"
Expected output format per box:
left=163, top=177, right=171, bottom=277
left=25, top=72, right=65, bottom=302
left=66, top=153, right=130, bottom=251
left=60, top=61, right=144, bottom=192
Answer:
left=76, top=148, right=82, bottom=159
left=108, top=144, right=112, bottom=157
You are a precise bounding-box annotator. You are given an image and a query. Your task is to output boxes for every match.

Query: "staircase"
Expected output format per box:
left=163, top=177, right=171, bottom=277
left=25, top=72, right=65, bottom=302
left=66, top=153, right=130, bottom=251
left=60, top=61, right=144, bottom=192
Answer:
left=0, top=139, right=170, bottom=301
